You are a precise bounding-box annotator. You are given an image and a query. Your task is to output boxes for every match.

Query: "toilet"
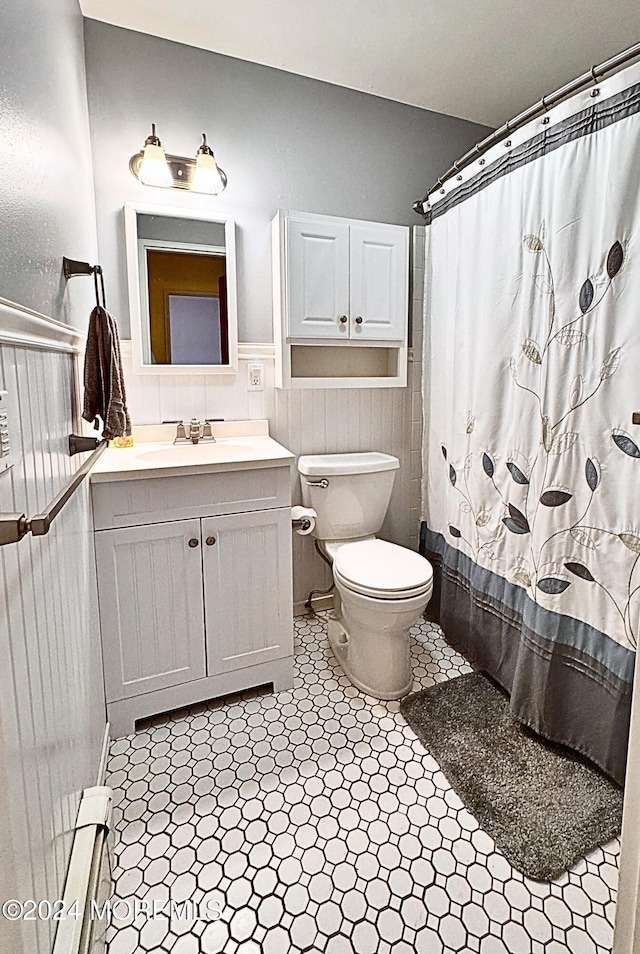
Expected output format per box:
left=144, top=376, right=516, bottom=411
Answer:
left=298, top=451, right=433, bottom=699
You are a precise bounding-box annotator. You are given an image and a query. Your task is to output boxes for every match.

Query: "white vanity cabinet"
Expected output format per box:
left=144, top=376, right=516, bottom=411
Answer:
left=92, top=460, right=294, bottom=736
left=273, top=210, right=410, bottom=388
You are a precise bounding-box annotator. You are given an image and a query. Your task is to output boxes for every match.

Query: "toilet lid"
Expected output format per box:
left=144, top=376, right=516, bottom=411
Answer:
left=334, top=539, right=433, bottom=596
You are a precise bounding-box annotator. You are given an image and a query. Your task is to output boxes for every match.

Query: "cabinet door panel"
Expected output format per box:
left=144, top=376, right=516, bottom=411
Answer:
left=95, top=520, right=206, bottom=701
left=286, top=216, right=350, bottom=338
left=203, top=509, right=293, bottom=674
left=350, top=224, right=408, bottom=341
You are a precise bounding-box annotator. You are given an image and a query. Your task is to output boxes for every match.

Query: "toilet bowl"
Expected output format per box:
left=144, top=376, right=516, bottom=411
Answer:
left=298, top=453, right=434, bottom=699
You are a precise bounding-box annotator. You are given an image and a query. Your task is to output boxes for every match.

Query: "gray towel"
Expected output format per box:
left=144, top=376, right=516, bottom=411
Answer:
left=82, top=305, right=131, bottom=440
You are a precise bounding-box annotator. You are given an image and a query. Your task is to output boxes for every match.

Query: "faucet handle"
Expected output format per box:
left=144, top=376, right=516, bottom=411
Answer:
left=164, top=420, right=187, bottom=441
left=203, top=418, right=223, bottom=440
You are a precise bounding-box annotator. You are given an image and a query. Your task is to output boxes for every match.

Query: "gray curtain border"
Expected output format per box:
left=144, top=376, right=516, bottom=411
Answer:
left=424, top=80, right=640, bottom=224
left=421, top=524, right=635, bottom=686
left=421, top=523, right=632, bottom=783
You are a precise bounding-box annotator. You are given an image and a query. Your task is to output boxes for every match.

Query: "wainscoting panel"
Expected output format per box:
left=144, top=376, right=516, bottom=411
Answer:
left=0, top=327, right=105, bottom=953
left=120, top=343, right=276, bottom=427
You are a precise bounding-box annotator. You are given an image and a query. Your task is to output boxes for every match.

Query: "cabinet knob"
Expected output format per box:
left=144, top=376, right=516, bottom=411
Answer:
left=188, top=538, right=199, bottom=548
left=339, top=315, right=348, bottom=324
left=206, top=536, right=216, bottom=546
left=355, top=316, right=363, bottom=325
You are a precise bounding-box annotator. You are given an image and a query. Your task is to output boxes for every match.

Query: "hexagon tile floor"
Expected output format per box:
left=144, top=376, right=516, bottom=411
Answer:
left=105, top=614, right=619, bottom=954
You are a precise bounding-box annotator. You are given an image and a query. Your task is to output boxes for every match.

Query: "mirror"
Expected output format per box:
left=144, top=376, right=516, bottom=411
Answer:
left=124, top=202, right=238, bottom=374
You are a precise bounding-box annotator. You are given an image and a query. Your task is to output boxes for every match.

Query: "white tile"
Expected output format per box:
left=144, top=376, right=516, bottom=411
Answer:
left=105, top=615, right=618, bottom=954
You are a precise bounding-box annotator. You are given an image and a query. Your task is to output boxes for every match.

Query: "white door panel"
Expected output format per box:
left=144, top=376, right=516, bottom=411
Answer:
left=95, top=519, right=206, bottom=701
left=350, top=224, right=408, bottom=341
left=286, top=216, right=350, bottom=338
left=202, top=508, right=293, bottom=674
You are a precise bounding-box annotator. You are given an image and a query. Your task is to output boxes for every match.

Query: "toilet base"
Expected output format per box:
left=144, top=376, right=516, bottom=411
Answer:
left=327, top=615, right=414, bottom=701
left=327, top=578, right=432, bottom=701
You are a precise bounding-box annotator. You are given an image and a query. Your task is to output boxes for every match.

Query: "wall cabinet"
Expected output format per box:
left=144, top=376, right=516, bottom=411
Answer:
left=273, top=210, right=410, bottom=388
left=92, top=467, right=294, bottom=736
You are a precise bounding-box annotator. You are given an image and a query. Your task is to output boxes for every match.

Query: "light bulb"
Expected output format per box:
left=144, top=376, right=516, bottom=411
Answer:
left=135, top=124, right=172, bottom=187
left=138, top=141, right=172, bottom=188
left=191, top=134, right=226, bottom=194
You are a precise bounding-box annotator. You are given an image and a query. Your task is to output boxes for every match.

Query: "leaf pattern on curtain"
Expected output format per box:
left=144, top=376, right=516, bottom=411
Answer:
left=441, top=236, right=639, bottom=648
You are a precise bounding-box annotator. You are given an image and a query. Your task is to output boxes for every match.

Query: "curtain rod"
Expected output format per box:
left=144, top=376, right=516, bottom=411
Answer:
left=413, top=41, right=640, bottom=214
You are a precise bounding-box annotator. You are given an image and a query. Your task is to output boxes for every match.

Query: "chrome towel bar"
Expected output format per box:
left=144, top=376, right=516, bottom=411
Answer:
left=0, top=436, right=108, bottom=547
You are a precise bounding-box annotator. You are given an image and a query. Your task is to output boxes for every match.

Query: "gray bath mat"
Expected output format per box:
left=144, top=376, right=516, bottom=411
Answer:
left=400, top=672, right=623, bottom=881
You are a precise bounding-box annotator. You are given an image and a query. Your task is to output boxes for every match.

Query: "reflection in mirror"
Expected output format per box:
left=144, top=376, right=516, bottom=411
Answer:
left=125, top=204, right=238, bottom=375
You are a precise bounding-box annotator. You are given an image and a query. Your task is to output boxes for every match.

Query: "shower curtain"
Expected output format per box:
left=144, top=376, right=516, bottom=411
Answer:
left=421, top=62, right=640, bottom=784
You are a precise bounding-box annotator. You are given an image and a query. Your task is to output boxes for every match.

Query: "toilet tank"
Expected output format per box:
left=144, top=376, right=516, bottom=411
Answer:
left=298, top=452, right=399, bottom=541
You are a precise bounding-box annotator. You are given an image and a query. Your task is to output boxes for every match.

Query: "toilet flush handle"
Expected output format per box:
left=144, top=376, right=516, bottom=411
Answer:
left=306, top=479, right=329, bottom=489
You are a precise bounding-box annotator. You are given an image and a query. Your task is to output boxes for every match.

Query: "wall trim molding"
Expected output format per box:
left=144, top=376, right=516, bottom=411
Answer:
left=0, top=297, right=85, bottom=353
left=119, top=339, right=276, bottom=361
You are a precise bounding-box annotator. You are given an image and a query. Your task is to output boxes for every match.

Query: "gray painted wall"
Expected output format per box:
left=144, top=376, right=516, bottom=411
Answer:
left=0, top=0, right=98, bottom=326
left=84, top=20, right=489, bottom=341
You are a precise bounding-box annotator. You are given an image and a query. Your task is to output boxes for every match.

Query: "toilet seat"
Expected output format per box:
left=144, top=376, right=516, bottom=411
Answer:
left=333, top=539, right=433, bottom=600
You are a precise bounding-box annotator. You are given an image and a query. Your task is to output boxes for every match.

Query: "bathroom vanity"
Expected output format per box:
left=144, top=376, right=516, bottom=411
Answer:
left=90, top=421, right=295, bottom=736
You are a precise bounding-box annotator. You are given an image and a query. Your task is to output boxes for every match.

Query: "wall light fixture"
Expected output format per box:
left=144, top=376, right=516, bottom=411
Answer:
left=129, top=124, right=228, bottom=195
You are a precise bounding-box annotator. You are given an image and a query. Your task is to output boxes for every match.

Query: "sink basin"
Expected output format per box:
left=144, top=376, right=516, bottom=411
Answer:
left=137, top=443, right=256, bottom=465
left=90, top=425, right=295, bottom=483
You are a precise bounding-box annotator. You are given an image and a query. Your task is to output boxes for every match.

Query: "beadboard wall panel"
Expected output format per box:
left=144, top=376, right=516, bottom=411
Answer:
left=0, top=340, right=105, bottom=954
left=121, top=344, right=276, bottom=426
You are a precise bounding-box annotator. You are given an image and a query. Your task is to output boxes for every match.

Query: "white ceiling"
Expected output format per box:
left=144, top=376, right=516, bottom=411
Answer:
left=80, top=0, right=640, bottom=127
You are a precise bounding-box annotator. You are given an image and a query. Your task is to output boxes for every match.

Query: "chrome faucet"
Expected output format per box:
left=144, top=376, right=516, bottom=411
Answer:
left=189, top=418, right=201, bottom=443
left=165, top=419, right=221, bottom=444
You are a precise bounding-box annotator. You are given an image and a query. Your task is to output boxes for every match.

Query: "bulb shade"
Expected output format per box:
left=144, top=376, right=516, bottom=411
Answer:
left=138, top=142, right=172, bottom=187
left=191, top=151, right=225, bottom=195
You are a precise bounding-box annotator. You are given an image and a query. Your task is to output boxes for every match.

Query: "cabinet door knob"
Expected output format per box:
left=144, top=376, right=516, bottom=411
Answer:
left=339, top=315, right=348, bottom=324
left=355, top=316, right=363, bottom=325
left=206, top=536, right=216, bottom=546
left=188, top=538, right=199, bottom=548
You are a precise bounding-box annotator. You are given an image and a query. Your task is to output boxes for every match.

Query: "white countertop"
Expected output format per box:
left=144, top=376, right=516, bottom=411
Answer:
left=90, top=420, right=295, bottom=483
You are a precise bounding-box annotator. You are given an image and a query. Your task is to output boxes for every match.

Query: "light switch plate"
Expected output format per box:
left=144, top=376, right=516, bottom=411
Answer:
left=0, top=390, right=14, bottom=474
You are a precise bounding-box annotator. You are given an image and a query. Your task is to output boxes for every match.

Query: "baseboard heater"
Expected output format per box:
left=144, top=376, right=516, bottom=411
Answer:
left=52, top=786, right=113, bottom=954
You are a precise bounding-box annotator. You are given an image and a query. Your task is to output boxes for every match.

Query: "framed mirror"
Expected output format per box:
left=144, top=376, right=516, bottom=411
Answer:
left=124, top=202, right=238, bottom=374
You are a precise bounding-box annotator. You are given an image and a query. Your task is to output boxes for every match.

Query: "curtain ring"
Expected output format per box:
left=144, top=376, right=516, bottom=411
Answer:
left=590, top=65, right=600, bottom=97
left=541, top=95, right=551, bottom=125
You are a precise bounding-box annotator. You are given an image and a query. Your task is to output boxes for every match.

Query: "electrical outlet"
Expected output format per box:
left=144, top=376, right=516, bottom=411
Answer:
left=248, top=363, right=264, bottom=391
left=0, top=390, right=14, bottom=474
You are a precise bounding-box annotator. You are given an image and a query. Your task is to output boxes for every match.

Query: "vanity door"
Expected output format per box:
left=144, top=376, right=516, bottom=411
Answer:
left=95, top=519, right=206, bottom=701
left=202, top=508, right=293, bottom=675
